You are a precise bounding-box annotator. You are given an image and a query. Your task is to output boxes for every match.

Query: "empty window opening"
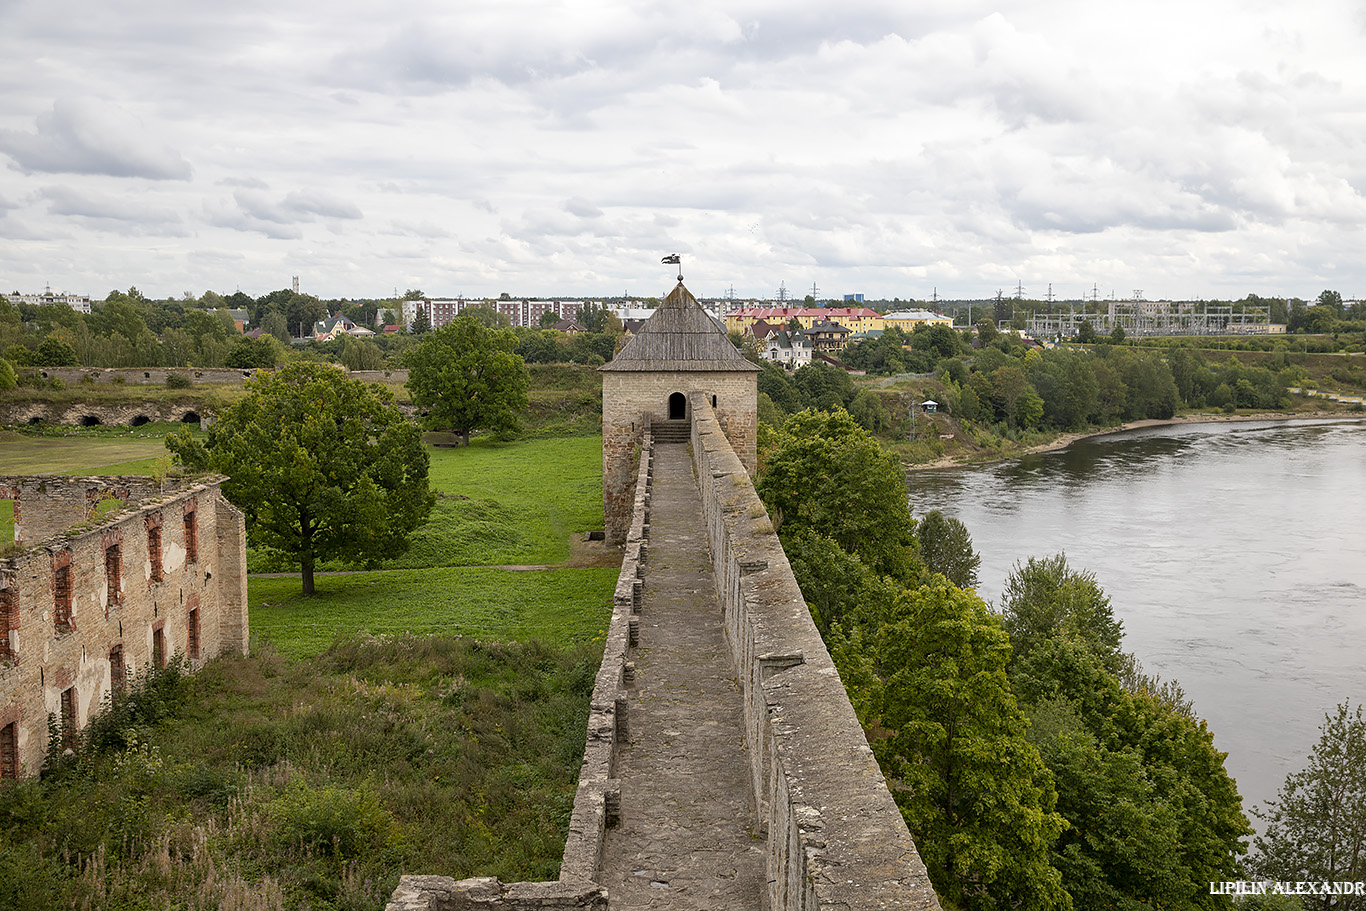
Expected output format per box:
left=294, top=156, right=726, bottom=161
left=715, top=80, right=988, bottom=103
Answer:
left=183, top=508, right=198, bottom=564
left=668, top=392, right=687, bottom=420
left=147, top=518, right=163, bottom=582
left=105, top=544, right=122, bottom=606
left=187, top=609, right=200, bottom=660
left=152, top=627, right=165, bottom=669
left=109, top=645, right=125, bottom=697
left=711, top=394, right=717, bottom=408
left=0, top=588, right=14, bottom=661
left=54, top=563, right=73, bottom=633
left=0, top=721, right=16, bottom=779
left=0, top=498, right=13, bottom=544
left=60, top=687, right=77, bottom=750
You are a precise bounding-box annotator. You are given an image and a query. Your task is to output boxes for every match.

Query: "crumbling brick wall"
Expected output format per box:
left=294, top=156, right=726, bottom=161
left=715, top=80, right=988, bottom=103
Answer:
left=0, top=475, right=247, bottom=779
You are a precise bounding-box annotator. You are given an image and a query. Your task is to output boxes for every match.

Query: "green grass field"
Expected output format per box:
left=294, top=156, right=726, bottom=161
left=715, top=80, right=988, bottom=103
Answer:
left=0, top=398, right=616, bottom=908
left=249, top=566, right=618, bottom=658
left=0, top=426, right=176, bottom=475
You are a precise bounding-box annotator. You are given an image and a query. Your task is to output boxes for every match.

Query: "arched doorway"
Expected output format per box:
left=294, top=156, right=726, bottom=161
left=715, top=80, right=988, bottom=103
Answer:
left=667, top=392, right=687, bottom=420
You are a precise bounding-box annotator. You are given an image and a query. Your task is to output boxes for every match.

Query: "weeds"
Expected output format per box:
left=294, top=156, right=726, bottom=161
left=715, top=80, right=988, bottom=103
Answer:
left=0, top=635, right=599, bottom=911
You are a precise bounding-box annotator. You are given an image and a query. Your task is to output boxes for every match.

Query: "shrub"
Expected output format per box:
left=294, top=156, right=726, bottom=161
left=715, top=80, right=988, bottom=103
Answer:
left=165, top=373, right=192, bottom=389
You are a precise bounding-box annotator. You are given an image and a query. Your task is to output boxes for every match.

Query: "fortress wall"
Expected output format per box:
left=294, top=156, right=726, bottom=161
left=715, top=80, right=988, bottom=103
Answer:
left=19, top=367, right=265, bottom=386
left=384, top=440, right=655, bottom=911
left=689, top=393, right=942, bottom=911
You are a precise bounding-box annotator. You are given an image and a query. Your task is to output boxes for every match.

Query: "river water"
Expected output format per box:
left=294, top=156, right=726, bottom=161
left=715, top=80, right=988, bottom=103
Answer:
left=906, top=418, right=1366, bottom=825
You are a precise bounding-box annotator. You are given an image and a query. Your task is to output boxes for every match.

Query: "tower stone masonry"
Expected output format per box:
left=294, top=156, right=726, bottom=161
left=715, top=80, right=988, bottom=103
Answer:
left=600, top=282, right=759, bottom=544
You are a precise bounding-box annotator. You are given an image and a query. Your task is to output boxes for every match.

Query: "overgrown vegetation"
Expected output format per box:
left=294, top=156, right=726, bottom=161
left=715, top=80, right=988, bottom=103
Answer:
left=0, top=636, right=600, bottom=911
left=758, top=409, right=1251, bottom=910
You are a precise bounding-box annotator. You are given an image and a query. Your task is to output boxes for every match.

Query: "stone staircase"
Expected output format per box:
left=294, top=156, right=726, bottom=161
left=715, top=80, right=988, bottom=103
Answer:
left=650, top=420, right=691, bottom=443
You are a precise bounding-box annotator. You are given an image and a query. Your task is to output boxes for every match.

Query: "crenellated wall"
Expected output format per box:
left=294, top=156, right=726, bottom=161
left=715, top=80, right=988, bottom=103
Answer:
left=688, top=392, right=941, bottom=911
left=384, top=437, right=654, bottom=911
left=388, top=398, right=941, bottom=911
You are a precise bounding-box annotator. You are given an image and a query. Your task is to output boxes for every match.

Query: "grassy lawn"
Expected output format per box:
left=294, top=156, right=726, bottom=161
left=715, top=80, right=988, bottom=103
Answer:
left=0, top=636, right=601, bottom=910
left=0, top=417, right=616, bottom=908
left=248, top=435, right=605, bottom=572
left=0, top=424, right=179, bottom=475
left=249, top=566, right=618, bottom=659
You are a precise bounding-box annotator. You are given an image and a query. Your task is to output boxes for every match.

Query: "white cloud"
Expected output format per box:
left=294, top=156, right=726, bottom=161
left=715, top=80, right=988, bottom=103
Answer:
left=0, top=98, right=192, bottom=180
left=0, top=0, right=1365, bottom=299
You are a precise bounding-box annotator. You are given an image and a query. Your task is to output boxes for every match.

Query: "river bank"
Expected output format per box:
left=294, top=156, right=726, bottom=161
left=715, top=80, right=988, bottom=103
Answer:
left=905, top=407, right=1366, bottom=471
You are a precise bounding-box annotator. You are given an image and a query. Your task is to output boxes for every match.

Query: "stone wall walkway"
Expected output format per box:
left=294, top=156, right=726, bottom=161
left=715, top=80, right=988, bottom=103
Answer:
left=598, top=442, right=766, bottom=911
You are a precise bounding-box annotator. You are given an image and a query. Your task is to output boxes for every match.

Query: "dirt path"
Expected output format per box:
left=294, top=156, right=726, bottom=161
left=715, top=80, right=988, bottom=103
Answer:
left=598, top=442, right=765, bottom=911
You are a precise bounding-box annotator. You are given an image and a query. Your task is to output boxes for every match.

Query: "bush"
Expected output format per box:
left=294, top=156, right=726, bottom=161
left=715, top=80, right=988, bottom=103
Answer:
left=165, top=373, right=192, bottom=389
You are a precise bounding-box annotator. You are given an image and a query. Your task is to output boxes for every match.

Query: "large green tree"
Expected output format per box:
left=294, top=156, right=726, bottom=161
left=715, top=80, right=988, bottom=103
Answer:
left=757, top=407, right=918, bottom=581
left=1001, top=553, right=1126, bottom=675
left=1252, top=702, right=1366, bottom=907
left=1003, top=557, right=1251, bottom=909
left=871, top=579, right=1070, bottom=911
left=404, top=315, right=529, bottom=446
left=166, top=361, right=434, bottom=594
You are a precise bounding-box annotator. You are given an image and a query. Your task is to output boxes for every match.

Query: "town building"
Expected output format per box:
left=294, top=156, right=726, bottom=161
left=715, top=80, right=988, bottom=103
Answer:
left=0, top=476, right=248, bottom=778
left=417, top=299, right=593, bottom=330
left=6, top=288, right=92, bottom=315
left=724, top=306, right=884, bottom=335
left=881, top=309, right=955, bottom=330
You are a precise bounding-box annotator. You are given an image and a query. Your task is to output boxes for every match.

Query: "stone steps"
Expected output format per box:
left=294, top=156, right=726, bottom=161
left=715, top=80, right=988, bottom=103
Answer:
left=651, top=420, right=690, bottom=443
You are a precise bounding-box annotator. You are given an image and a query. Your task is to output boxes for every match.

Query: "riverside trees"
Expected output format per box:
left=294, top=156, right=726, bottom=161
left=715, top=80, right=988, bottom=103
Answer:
left=166, top=361, right=434, bottom=594
left=759, top=410, right=1069, bottom=911
left=757, top=413, right=1250, bottom=910
left=1252, top=702, right=1366, bottom=901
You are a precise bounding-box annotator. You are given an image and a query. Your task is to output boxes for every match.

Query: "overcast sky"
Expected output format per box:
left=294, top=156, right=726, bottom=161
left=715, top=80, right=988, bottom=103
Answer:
left=2, top=1, right=1364, bottom=304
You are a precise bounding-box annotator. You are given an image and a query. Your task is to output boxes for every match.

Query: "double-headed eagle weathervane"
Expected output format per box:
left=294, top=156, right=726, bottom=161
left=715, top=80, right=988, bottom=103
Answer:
left=662, top=253, right=682, bottom=283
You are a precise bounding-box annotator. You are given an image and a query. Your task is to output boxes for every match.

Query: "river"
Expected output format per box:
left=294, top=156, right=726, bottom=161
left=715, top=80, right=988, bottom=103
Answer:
left=905, top=417, right=1366, bottom=826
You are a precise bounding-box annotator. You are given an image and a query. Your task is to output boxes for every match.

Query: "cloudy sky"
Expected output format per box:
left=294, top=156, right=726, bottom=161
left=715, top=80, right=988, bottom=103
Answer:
left=2, top=0, right=1364, bottom=303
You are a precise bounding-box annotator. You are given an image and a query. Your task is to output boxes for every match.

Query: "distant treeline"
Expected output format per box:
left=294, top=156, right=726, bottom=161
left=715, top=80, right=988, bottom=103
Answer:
left=0, top=288, right=626, bottom=375
left=759, top=323, right=1323, bottom=444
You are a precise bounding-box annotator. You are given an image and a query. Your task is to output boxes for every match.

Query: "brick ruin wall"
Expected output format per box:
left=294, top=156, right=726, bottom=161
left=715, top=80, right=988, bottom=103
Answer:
left=0, top=475, right=248, bottom=778
left=688, top=393, right=942, bottom=911
left=601, top=369, right=755, bottom=545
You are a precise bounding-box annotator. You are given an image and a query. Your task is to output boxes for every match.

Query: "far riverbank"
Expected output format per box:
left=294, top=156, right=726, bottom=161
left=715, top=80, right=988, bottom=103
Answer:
left=905, top=408, right=1366, bottom=471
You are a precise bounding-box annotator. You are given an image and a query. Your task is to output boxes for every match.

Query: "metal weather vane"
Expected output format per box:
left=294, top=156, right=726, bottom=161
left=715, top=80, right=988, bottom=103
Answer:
left=662, top=253, right=682, bottom=283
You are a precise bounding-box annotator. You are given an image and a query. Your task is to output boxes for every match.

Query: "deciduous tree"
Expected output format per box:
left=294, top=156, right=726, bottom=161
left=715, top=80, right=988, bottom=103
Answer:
left=872, top=578, right=1070, bottom=911
left=917, top=509, right=981, bottom=589
left=166, top=361, right=433, bottom=594
left=404, top=315, right=529, bottom=446
left=1252, top=701, right=1366, bottom=905
left=757, top=408, right=918, bottom=582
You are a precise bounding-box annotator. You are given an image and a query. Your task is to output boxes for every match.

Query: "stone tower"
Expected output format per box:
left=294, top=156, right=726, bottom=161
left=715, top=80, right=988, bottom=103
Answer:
left=600, top=282, right=760, bottom=544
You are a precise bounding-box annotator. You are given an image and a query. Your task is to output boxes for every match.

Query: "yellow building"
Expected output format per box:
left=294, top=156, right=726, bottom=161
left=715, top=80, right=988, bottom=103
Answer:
left=725, top=306, right=884, bottom=334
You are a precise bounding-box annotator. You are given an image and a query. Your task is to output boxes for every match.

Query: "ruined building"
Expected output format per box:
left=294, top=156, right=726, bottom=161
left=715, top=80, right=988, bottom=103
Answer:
left=0, top=475, right=248, bottom=778
left=599, top=281, right=760, bottom=543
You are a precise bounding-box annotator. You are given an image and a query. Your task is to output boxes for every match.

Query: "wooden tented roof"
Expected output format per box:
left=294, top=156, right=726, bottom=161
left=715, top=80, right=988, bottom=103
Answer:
left=601, top=282, right=760, bottom=373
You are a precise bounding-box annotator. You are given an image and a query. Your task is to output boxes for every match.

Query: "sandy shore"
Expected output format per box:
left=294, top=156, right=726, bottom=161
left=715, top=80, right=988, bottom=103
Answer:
left=906, top=410, right=1366, bottom=471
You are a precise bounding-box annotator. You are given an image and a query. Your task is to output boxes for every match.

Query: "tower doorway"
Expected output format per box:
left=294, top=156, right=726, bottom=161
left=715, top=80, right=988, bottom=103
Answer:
left=668, top=392, right=687, bottom=420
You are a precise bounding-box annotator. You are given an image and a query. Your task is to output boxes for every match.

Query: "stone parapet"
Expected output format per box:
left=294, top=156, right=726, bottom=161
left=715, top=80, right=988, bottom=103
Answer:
left=387, top=437, right=653, bottom=911
left=688, top=393, right=942, bottom=911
